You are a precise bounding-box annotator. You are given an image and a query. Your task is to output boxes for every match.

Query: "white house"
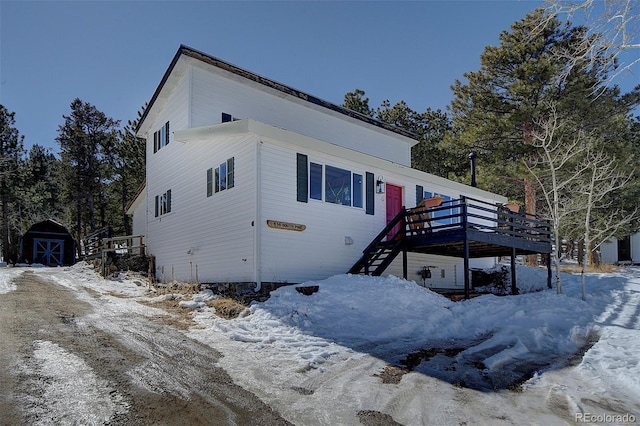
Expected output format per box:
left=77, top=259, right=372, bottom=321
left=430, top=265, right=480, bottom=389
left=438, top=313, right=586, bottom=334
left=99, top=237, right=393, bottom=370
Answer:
left=128, top=45, right=514, bottom=291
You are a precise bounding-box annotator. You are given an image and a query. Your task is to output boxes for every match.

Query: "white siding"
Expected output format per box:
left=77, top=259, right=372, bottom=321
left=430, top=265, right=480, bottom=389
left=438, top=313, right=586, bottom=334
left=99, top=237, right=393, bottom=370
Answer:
left=257, top=139, right=502, bottom=286
left=386, top=254, right=496, bottom=289
left=130, top=192, right=147, bottom=242
left=146, top=93, right=259, bottom=283
left=189, top=64, right=413, bottom=166
left=600, top=239, right=617, bottom=263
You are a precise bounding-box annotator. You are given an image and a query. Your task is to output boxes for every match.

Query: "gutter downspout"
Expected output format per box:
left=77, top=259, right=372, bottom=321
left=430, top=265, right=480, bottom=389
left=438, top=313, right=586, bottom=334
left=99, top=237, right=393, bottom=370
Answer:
left=254, top=138, right=262, bottom=292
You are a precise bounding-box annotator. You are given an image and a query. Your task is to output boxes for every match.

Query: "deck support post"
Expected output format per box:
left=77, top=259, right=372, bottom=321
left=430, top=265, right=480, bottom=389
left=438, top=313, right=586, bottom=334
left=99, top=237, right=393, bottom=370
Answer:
left=511, top=247, right=518, bottom=295
left=546, top=252, right=552, bottom=289
left=401, top=208, right=408, bottom=279
left=462, top=197, right=470, bottom=300
left=402, top=245, right=408, bottom=280
left=510, top=212, right=518, bottom=295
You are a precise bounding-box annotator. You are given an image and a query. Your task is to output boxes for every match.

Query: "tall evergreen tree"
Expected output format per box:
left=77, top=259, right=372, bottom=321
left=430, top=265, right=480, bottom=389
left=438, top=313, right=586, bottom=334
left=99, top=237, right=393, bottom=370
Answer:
left=343, top=89, right=374, bottom=117
left=445, top=8, right=576, bottom=211
left=113, top=106, right=146, bottom=235
left=0, top=105, right=25, bottom=262
left=19, top=144, right=62, bottom=227
left=56, top=98, right=120, bottom=257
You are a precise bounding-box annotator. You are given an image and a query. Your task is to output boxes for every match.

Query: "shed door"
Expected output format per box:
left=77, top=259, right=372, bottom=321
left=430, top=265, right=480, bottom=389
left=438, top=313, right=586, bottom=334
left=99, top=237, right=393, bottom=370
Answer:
left=618, top=236, right=632, bottom=261
left=386, top=184, right=403, bottom=240
left=33, top=238, right=64, bottom=266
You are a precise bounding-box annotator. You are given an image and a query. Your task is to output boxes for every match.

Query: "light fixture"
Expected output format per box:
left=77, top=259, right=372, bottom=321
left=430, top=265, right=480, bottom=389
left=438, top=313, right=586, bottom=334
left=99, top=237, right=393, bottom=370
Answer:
left=376, top=176, right=385, bottom=193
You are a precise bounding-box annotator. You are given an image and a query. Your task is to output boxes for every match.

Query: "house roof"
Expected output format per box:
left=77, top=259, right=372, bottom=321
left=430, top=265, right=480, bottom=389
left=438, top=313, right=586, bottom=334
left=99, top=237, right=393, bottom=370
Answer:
left=125, top=181, right=146, bottom=215
left=136, top=45, right=417, bottom=140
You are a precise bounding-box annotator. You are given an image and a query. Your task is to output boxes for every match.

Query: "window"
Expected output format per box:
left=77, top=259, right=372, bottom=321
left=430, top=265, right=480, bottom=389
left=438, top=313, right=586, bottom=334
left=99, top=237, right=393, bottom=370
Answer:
left=296, top=153, right=372, bottom=213
left=222, top=112, right=239, bottom=123
left=301, top=159, right=363, bottom=208
left=325, top=165, right=351, bottom=206
left=153, top=121, right=170, bottom=153
left=422, top=190, right=458, bottom=225
left=352, top=173, right=363, bottom=208
left=208, top=157, right=235, bottom=196
left=154, top=189, right=172, bottom=217
left=310, top=163, right=322, bottom=200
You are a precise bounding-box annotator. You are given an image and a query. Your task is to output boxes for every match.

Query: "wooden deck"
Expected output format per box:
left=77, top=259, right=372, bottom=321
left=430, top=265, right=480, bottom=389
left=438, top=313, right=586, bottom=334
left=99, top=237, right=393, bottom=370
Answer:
left=349, top=196, right=552, bottom=298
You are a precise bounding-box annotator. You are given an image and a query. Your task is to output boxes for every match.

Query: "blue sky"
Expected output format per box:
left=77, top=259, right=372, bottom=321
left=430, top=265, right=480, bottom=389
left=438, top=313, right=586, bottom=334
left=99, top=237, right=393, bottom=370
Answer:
left=1, top=0, right=622, bottom=154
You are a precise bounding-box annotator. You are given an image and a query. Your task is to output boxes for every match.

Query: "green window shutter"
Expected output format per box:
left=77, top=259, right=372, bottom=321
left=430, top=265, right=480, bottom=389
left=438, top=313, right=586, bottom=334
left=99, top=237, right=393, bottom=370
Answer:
left=297, top=153, right=308, bottom=203
left=206, top=168, right=213, bottom=197
left=154, top=195, right=159, bottom=217
left=416, top=185, right=424, bottom=206
left=165, top=122, right=170, bottom=145
left=166, top=189, right=172, bottom=213
left=153, top=132, right=158, bottom=153
left=365, top=172, right=375, bottom=215
left=227, top=157, right=235, bottom=189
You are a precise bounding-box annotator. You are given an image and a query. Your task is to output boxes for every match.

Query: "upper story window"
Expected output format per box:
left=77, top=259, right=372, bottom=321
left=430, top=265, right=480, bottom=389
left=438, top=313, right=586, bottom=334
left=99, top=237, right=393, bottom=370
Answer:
left=207, top=157, right=235, bottom=197
left=154, top=189, right=172, bottom=217
left=153, top=121, right=170, bottom=153
left=222, top=112, right=239, bottom=123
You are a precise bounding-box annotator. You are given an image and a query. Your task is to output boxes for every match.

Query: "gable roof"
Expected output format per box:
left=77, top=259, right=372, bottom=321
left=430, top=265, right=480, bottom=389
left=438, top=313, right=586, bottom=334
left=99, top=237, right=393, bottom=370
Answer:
left=136, top=45, right=417, bottom=140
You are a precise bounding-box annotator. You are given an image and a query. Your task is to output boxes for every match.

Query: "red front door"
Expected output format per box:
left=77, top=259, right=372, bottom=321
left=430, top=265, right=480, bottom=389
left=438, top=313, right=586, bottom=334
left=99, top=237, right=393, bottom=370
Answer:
left=386, top=184, right=403, bottom=240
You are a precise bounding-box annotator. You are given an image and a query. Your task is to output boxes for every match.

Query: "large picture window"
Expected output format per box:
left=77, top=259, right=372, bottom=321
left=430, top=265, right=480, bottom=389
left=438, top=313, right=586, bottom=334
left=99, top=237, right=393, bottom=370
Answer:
left=307, top=161, right=362, bottom=208
left=325, top=165, right=351, bottom=206
left=296, top=153, right=373, bottom=214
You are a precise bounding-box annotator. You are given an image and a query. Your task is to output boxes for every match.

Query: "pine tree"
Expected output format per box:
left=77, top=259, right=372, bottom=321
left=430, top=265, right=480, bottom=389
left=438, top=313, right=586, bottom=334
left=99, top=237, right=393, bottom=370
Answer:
left=0, top=105, right=25, bottom=263
left=56, top=98, right=120, bottom=256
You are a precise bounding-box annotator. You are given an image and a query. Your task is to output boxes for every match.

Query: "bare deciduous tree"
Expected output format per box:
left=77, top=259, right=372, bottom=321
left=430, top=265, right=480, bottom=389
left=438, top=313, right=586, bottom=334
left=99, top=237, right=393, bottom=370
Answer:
left=543, top=0, right=640, bottom=88
left=525, top=103, right=589, bottom=294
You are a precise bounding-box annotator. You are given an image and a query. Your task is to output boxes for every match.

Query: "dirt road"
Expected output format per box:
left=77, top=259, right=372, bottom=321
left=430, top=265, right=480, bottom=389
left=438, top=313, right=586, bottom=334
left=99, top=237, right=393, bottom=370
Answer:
left=0, top=271, right=290, bottom=425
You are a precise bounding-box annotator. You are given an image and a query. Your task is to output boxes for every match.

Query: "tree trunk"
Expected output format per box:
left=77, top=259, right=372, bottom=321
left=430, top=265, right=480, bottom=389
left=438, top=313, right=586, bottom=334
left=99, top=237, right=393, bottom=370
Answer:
left=524, top=176, right=538, bottom=266
left=1, top=191, right=9, bottom=263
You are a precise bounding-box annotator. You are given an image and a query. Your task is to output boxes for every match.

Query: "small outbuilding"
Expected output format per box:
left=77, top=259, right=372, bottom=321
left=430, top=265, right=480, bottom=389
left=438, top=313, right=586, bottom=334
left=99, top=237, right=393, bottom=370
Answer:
left=20, top=220, right=76, bottom=266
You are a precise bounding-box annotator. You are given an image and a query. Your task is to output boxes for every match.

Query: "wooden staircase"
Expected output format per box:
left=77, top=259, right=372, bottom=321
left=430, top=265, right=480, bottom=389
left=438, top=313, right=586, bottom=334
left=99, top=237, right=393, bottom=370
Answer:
left=348, top=210, right=406, bottom=276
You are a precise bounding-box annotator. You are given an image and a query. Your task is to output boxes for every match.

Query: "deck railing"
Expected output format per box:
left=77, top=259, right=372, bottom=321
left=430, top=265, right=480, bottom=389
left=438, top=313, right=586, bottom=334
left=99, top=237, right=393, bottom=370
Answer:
left=351, top=197, right=552, bottom=277
left=82, top=226, right=113, bottom=259
left=404, top=196, right=552, bottom=245
left=100, top=235, right=146, bottom=276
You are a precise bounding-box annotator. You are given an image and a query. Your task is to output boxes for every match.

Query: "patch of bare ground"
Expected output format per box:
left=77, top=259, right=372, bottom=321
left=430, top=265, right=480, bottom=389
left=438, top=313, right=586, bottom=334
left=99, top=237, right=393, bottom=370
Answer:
left=376, top=347, right=468, bottom=385
left=207, top=298, right=249, bottom=319
left=374, top=365, right=408, bottom=384
left=138, top=297, right=199, bottom=330
left=357, top=410, right=403, bottom=425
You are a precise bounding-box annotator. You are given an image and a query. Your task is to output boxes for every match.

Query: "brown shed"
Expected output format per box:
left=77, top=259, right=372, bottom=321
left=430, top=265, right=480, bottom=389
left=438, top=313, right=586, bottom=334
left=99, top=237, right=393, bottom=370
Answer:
left=20, top=220, right=76, bottom=266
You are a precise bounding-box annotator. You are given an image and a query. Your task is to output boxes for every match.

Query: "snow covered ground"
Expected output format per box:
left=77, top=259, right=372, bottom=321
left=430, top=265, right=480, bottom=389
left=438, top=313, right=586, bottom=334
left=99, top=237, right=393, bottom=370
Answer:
left=2, top=263, right=639, bottom=425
